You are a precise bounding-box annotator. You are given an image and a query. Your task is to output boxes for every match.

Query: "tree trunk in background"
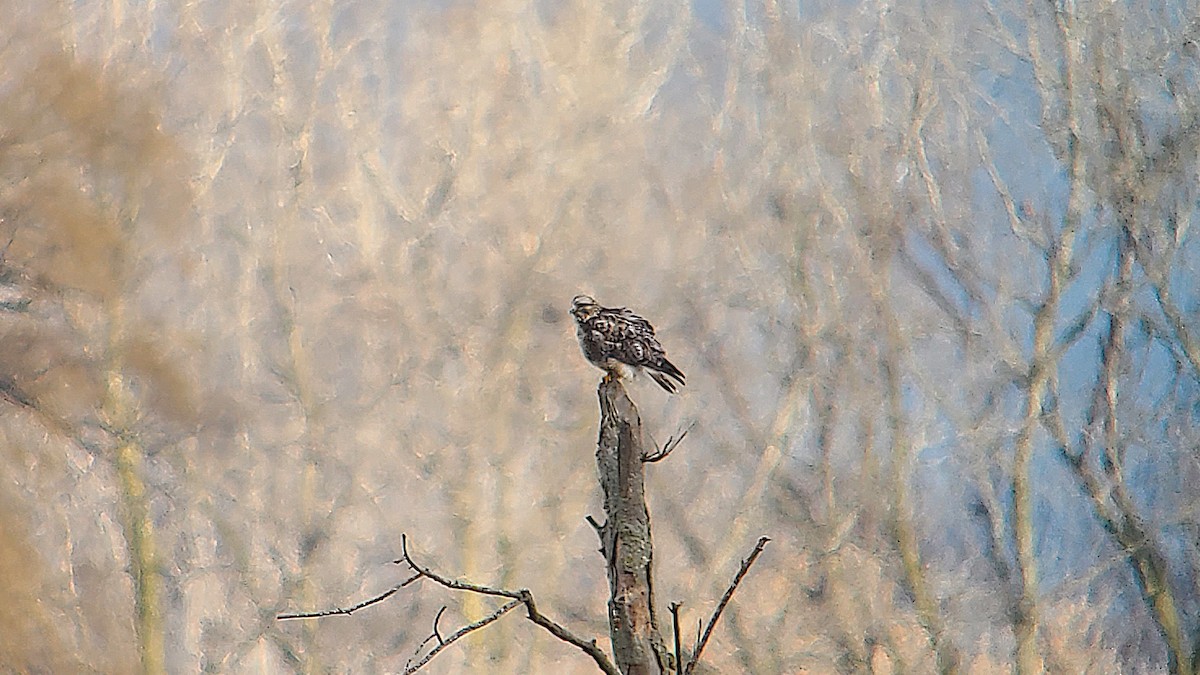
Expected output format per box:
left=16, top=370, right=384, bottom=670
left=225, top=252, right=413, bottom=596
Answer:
left=594, top=379, right=671, bottom=675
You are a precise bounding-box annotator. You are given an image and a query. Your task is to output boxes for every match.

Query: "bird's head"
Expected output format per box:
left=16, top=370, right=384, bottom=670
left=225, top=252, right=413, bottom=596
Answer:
left=570, top=294, right=599, bottom=322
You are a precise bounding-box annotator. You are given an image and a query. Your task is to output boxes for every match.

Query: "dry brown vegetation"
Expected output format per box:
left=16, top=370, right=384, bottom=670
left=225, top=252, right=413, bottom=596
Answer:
left=2, top=0, right=1200, bottom=672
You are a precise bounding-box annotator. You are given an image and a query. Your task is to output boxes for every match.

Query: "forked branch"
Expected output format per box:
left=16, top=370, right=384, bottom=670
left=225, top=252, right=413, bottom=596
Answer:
left=403, top=601, right=521, bottom=674
left=393, top=534, right=619, bottom=674
left=278, top=534, right=617, bottom=675
left=643, top=421, right=696, bottom=463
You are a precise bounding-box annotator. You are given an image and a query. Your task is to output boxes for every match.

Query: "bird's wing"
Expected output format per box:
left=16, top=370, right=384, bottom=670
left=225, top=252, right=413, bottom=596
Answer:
left=585, top=304, right=685, bottom=393
left=614, top=307, right=657, bottom=335
left=592, top=307, right=667, bottom=367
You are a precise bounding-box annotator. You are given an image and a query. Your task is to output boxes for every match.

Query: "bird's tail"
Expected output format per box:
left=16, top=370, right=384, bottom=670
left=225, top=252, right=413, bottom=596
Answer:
left=649, top=359, right=686, bottom=394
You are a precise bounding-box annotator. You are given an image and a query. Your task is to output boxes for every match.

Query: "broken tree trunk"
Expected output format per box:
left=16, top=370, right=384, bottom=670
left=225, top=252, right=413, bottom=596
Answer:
left=593, top=378, right=672, bottom=675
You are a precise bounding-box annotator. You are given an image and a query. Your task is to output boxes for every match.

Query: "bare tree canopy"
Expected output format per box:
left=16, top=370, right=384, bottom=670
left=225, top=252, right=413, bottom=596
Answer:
left=2, top=0, right=1200, bottom=672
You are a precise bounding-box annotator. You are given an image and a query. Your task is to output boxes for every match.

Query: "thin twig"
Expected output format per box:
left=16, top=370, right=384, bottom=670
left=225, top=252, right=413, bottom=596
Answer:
left=433, top=605, right=447, bottom=643
left=643, top=421, right=696, bottom=463
left=409, top=606, right=450, bottom=659
left=685, top=537, right=770, bottom=675
left=670, top=602, right=683, bottom=672
left=276, top=572, right=421, bottom=620
left=403, top=600, right=520, bottom=675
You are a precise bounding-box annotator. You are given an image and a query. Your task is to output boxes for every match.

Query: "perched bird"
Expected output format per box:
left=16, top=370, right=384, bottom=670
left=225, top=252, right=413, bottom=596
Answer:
left=570, top=294, right=686, bottom=393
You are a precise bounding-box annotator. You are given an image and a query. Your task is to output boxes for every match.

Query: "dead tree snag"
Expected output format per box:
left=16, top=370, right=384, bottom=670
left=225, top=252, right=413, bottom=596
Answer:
left=591, top=378, right=672, bottom=674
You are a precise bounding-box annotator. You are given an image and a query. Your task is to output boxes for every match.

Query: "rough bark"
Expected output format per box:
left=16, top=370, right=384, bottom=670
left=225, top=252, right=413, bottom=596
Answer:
left=593, top=379, right=671, bottom=675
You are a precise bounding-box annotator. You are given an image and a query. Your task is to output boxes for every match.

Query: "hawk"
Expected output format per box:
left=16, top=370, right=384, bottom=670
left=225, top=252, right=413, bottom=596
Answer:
left=570, top=294, right=686, bottom=393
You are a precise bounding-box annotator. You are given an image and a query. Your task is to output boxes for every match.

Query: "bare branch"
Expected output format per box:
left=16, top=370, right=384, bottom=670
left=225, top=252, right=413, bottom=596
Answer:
left=278, top=533, right=618, bottom=674
left=403, top=601, right=520, bottom=675
left=276, top=572, right=421, bottom=620
left=519, top=591, right=620, bottom=675
left=396, top=534, right=621, bottom=675
left=394, top=534, right=522, bottom=602
left=685, top=537, right=770, bottom=675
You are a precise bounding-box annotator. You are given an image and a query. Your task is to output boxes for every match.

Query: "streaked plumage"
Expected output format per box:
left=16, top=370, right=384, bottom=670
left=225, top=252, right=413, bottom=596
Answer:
left=570, top=295, right=686, bottom=393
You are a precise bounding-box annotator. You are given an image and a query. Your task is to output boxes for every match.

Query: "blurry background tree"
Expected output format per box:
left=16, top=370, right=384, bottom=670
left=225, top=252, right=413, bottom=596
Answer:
left=1, top=0, right=1198, bottom=672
